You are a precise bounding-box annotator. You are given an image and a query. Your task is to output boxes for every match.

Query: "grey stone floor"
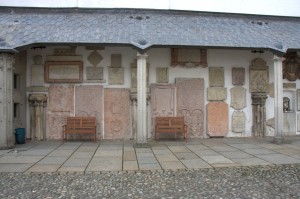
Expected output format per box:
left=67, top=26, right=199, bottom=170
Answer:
left=0, top=136, right=300, bottom=173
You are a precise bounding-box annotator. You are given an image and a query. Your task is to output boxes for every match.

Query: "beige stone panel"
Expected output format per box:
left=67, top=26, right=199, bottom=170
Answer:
left=269, top=83, right=274, bottom=98
left=86, top=67, right=103, bottom=80
left=232, top=111, right=245, bottom=133
left=230, top=86, right=246, bottom=110
left=109, top=68, right=124, bottom=85
left=283, top=83, right=296, bottom=89
left=104, top=88, right=130, bottom=139
left=75, top=85, right=103, bottom=139
left=207, top=87, right=227, bottom=101
left=209, top=67, right=224, bottom=87
left=151, top=84, right=176, bottom=117
left=156, top=67, right=169, bottom=83
left=207, top=102, right=228, bottom=137
left=176, top=78, right=205, bottom=137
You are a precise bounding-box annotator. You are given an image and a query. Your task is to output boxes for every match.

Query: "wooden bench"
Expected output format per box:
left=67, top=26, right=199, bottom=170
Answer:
left=155, top=117, right=188, bottom=141
left=62, top=117, right=97, bottom=142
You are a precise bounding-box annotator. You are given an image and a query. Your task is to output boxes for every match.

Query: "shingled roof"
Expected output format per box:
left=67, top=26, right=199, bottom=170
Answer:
left=0, top=7, right=300, bottom=53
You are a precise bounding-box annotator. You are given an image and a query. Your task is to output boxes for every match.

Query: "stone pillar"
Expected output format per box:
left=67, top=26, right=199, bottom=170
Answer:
left=251, top=93, right=267, bottom=137
left=136, top=53, right=148, bottom=146
left=273, top=55, right=285, bottom=144
left=0, top=53, right=14, bottom=149
left=28, top=94, right=47, bottom=140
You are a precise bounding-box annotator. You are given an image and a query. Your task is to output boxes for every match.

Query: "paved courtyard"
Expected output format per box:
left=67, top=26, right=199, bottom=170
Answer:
left=0, top=137, right=300, bottom=198
left=0, top=137, right=300, bottom=173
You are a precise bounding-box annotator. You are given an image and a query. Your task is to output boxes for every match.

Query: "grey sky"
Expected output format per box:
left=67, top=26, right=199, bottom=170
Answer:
left=0, top=0, right=299, bottom=17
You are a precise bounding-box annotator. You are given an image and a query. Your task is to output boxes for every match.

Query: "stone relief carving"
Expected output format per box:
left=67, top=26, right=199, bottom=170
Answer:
left=283, top=83, right=296, bottom=89
left=109, top=67, right=124, bottom=85
left=230, top=86, right=246, bottom=110
left=156, top=67, right=169, bottom=83
left=249, top=58, right=268, bottom=70
left=251, top=92, right=267, bottom=137
left=232, top=111, right=245, bottom=133
left=249, top=58, right=269, bottom=93
left=283, top=52, right=300, bottom=81
left=209, top=67, right=224, bottom=87
left=232, top=67, right=245, bottom=85
left=53, top=47, right=76, bottom=56
left=283, top=97, right=291, bottom=112
left=151, top=84, right=176, bottom=117
left=75, top=85, right=103, bottom=139
left=207, top=102, right=228, bottom=137
left=176, top=78, right=205, bottom=137
left=104, top=88, right=130, bottom=139
left=88, top=50, right=103, bottom=66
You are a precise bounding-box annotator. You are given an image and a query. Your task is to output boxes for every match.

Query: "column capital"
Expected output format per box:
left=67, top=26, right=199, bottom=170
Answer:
left=273, top=55, right=285, bottom=62
left=137, top=53, right=148, bottom=59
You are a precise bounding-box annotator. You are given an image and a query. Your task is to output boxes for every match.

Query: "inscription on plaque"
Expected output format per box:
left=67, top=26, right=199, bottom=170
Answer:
left=249, top=58, right=269, bottom=93
left=230, top=86, right=246, bottom=110
left=156, top=67, right=169, bottom=83
left=207, top=87, right=227, bottom=101
left=209, top=67, right=224, bottom=87
left=86, top=67, right=103, bottom=80
left=109, top=68, right=124, bottom=85
left=232, top=67, right=245, bottom=85
left=176, top=78, right=204, bottom=137
left=232, top=111, right=245, bottom=133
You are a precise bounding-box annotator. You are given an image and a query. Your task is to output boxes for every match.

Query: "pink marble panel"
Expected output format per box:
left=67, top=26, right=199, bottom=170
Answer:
left=104, top=88, right=130, bottom=139
left=207, top=102, right=228, bottom=137
left=176, top=78, right=205, bottom=137
left=75, top=85, right=103, bottom=139
left=47, top=85, right=74, bottom=139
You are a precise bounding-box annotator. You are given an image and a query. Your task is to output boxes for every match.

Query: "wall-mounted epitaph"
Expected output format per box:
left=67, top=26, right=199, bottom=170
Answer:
left=171, top=48, right=207, bottom=67
left=249, top=58, right=269, bottom=93
left=232, top=111, right=245, bottom=133
left=283, top=52, right=300, bottom=81
left=109, top=68, right=124, bottom=85
left=45, top=61, right=83, bottom=83
left=86, top=67, right=103, bottom=80
left=209, top=67, right=224, bottom=87
left=232, top=67, right=245, bottom=85
left=230, top=86, right=246, bottom=110
left=207, top=102, right=228, bottom=137
left=156, top=67, right=169, bottom=83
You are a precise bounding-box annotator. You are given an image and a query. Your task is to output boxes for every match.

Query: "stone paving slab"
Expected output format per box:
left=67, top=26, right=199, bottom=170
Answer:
left=139, top=163, right=161, bottom=170
left=94, top=150, right=122, bottom=157
left=168, top=146, right=190, bottom=153
left=152, top=149, right=172, bottom=155
left=228, top=143, right=262, bottom=149
left=137, top=156, right=158, bottom=164
left=57, top=166, right=85, bottom=173
left=174, top=152, right=199, bottom=160
left=185, top=145, right=209, bottom=151
left=201, top=155, right=234, bottom=164
left=181, top=159, right=211, bottom=169
left=123, top=151, right=136, bottom=161
left=21, top=149, right=54, bottom=156
left=0, top=155, right=44, bottom=164
left=209, top=146, right=239, bottom=152
left=231, top=157, right=271, bottom=166
left=242, top=148, right=277, bottom=155
left=48, top=149, right=75, bottom=157
left=218, top=151, right=254, bottom=159
left=193, top=150, right=220, bottom=156
left=160, top=161, right=186, bottom=170
left=256, top=154, right=300, bottom=164
left=0, top=163, right=33, bottom=172
left=123, top=161, right=139, bottom=171
left=26, top=164, right=61, bottom=173
left=63, top=158, right=90, bottom=167
left=37, top=156, right=68, bottom=165
left=155, top=154, right=178, bottom=162
left=70, top=151, right=95, bottom=159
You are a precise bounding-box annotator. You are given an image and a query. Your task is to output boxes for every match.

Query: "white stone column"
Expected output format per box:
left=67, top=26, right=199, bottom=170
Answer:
left=273, top=55, right=285, bottom=144
left=0, top=53, right=14, bottom=149
left=136, top=53, right=148, bottom=145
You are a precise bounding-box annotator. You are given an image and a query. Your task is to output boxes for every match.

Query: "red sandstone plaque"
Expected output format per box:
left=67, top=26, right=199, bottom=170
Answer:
left=75, top=85, right=103, bottom=139
left=176, top=78, right=205, bottom=137
left=104, top=88, right=130, bottom=139
left=207, top=102, right=228, bottom=137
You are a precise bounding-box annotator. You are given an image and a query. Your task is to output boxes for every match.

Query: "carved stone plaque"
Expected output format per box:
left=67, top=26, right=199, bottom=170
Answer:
left=230, top=86, right=246, bottom=110
left=249, top=58, right=268, bottom=70
left=207, top=87, right=227, bottom=101
left=47, top=85, right=74, bottom=139
left=209, top=67, right=224, bottom=87
left=87, top=50, right=103, bottom=66
left=283, top=52, right=300, bottom=81
left=232, top=67, right=245, bottom=85
left=75, top=85, right=103, bottom=139
left=283, top=83, right=296, bottom=89
left=171, top=48, right=207, bottom=67
left=109, top=68, right=124, bottom=85
left=176, top=78, right=205, bottom=137
left=249, top=70, right=269, bottom=92
left=31, top=65, right=44, bottom=86
left=86, top=67, right=103, bottom=80
left=207, top=102, right=228, bottom=137
left=156, top=67, right=169, bottom=83
left=104, top=88, right=130, bottom=139
left=111, top=54, right=121, bottom=67
left=232, top=111, right=245, bottom=133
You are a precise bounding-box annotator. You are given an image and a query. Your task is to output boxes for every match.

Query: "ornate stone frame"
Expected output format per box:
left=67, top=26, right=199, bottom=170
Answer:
left=45, top=61, right=83, bottom=83
left=171, top=48, right=207, bottom=67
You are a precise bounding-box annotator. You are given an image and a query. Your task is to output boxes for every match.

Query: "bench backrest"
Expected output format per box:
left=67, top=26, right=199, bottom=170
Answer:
left=66, top=117, right=96, bottom=128
left=155, top=117, right=185, bottom=127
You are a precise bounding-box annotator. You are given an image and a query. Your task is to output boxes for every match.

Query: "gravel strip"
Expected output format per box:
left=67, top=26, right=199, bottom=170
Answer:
left=0, top=164, right=299, bottom=199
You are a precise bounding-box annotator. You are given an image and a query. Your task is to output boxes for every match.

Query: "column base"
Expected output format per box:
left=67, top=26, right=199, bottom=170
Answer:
left=134, top=142, right=149, bottom=148
left=273, top=136, right=284, bottom=144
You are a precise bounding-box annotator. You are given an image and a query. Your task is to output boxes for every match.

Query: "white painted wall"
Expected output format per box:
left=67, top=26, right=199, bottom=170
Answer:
left=24, top=45, right=281, bottom=139
left=0, top=0, right=300, bottom=17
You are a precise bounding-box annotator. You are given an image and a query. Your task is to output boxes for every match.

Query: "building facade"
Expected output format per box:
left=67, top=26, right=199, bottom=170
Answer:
left=0, top=7, right=300, bottom=148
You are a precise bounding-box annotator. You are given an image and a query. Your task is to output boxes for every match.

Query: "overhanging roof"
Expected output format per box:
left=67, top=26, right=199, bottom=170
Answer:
left=0, top=7, right=300, bottom=53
